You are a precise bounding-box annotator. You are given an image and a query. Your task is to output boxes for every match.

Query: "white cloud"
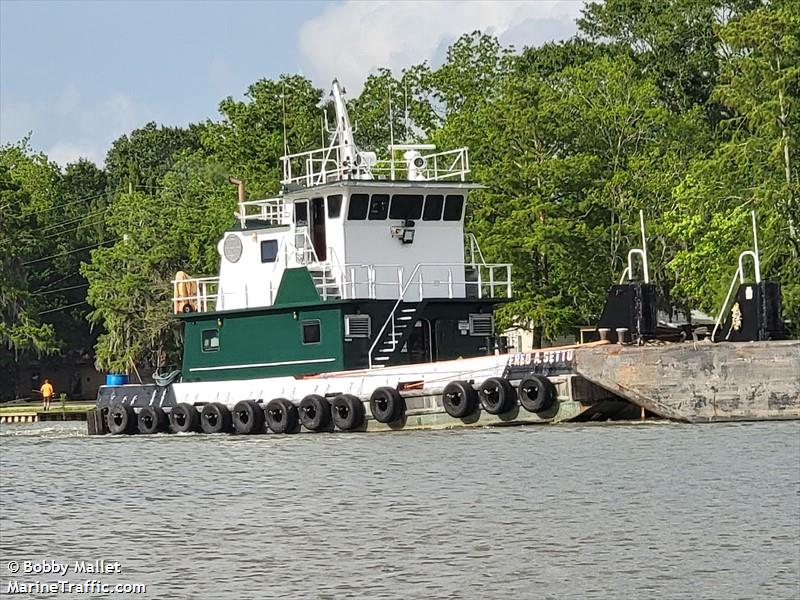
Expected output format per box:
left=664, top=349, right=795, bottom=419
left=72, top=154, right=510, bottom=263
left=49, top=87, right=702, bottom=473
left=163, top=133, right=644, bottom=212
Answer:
left=0, top=97, right=37, bottom=143
left=48, top=142, right=104, bottom=167
left=298, top=0, right=583, bottom=92
left=0, top=85, right=147, bottom=168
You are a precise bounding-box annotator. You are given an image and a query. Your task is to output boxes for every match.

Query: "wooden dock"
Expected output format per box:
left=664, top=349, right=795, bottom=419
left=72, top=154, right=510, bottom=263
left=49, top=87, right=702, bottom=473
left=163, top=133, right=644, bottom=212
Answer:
left=0, top=403, right=93, bottom=424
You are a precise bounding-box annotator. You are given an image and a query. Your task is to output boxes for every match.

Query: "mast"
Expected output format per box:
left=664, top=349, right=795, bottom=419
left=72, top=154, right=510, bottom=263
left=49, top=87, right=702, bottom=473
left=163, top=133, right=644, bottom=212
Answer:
left=331, top=79, right=360, bottom=172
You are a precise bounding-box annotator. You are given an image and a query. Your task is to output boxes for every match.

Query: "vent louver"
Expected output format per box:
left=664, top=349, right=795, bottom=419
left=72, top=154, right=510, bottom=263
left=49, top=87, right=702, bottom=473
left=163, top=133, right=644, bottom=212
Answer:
left=469, top=314, right=493, bottom=336
left=345, top=314, right=371, bottom=338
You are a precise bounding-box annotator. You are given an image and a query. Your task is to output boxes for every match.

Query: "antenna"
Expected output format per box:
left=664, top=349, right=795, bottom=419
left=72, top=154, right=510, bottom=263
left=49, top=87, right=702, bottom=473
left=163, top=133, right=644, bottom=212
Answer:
left=404, top=81, right=409, bottom=141
left=281, top=81, right=289, bottom=156
left=388, top=84, right=395, bottom=150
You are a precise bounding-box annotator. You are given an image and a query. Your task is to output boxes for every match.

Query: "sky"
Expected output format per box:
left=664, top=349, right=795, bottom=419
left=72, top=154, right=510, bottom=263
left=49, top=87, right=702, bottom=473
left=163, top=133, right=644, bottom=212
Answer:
left=0, top=0, right=583, bottom=167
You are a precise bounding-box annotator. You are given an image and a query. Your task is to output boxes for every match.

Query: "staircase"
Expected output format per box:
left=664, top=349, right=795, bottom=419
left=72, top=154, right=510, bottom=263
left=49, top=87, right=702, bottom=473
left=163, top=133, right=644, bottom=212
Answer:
left=308, top=265, right=341, bottom=300
left=370, top=302, right=425, bottom=368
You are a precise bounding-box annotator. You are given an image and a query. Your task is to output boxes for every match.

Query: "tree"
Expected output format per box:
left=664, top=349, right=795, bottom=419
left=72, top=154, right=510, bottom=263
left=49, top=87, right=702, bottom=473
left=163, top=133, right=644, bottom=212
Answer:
left=105, top=122, right=202, bottom=195
left=578, top=0, right=762, bottom=112
left=202, top=74, right=323, bottom=196
left=83, top=152, right=235, bottom=372
left=667, top=2, right=800, bottom=331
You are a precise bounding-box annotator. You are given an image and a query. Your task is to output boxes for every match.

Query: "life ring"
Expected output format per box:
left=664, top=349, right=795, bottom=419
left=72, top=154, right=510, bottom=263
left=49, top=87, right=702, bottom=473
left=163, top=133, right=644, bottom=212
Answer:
left=266, top=398, right=299, bottom=434
left=170, top=402, right=200, bottom=433
left=518, top=374, right=556, bottom=412
left=200, top=402, right=233, bottom=434
left=107, top=402, right=136, bottom=435
left=369, top=386, right=405, bottom=423
left=331, top=394, right=365, bottom=431
left=299, top=394, right=331, bottom=431
left=232, top=400, right=265, bottom=434
left=441, top=381, right=478, bottom=418
left=478, top=377, right=516, bottom=414
left=137, top=405, right=168, bottom=434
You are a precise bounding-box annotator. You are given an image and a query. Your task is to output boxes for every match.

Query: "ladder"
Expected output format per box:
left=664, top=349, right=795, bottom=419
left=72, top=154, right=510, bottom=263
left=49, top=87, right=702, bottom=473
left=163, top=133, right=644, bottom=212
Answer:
left=370, top=302, right=424, bottom=367
left=308, top=265, right=341, bottom=300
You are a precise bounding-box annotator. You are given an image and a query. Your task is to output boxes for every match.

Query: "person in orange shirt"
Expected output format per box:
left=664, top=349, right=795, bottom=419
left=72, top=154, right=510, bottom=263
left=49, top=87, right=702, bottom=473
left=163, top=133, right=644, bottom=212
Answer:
left=39, top=379, right=54, bottom=411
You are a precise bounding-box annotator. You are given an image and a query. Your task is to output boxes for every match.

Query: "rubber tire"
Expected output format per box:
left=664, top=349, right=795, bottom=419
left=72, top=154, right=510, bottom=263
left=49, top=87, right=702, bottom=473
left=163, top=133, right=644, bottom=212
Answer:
left=232, top=400, right=265, bottom=434
left=299, top=395, right=331, bottom=431
left=369, top=386, right=405, bottom=423
left=442, top=381, right=478, bottom=418
left=170, top=403, right=200, bottom=433
left=331, top=394, right=365, bottom=431
left=518, top=374, right=556, bottom=413
left=478, top=377, right=516, bottom=414
left=107, top=402, right=137, bottom=435
left=200, top=402, right=233, bottom=434
left=137, top=405, right=168, bottom=434
left=266, top=398, right=299, bottom=434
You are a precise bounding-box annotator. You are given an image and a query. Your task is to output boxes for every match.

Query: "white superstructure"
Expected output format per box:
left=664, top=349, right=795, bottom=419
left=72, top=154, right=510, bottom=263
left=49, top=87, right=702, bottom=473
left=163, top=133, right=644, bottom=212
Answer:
left=173, top=80, right=511, bottom=314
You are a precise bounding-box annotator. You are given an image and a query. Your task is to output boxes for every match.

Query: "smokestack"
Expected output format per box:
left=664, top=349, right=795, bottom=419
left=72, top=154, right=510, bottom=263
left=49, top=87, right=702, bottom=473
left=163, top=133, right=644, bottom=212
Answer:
left=228, top=177, right=245, bottom=204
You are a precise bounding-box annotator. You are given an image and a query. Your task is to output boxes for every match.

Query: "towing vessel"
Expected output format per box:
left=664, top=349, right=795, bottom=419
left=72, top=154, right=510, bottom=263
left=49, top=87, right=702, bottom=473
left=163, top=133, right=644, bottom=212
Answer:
left=88, top=80, right=800, bottom=436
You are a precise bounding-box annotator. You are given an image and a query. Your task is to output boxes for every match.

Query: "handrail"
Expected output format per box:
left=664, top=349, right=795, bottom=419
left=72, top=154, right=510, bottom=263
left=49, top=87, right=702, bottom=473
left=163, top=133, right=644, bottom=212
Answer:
left=367, top=262, right=512, bottom=368
left=711, top=211, right=762, bottom=342
left=282, top=143, right=470, bottom=186
left=173, top=261, right=511, bottom=316
left=369, top=263, right=424, bottom=368
left=237, top=197, right=290, bottom=228
left=619, top=210, right=650, bottom=284
left=466, top=233, right=487, bottom=265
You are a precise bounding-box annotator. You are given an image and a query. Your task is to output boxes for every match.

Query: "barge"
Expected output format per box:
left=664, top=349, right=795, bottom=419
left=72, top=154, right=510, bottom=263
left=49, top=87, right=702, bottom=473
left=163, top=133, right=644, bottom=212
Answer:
left=88, top=80, right=799, bottom=436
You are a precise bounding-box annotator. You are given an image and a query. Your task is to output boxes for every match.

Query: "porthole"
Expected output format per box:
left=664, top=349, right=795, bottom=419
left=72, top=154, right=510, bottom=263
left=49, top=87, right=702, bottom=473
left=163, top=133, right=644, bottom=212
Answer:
left=222, top=234, right=243, bottom=263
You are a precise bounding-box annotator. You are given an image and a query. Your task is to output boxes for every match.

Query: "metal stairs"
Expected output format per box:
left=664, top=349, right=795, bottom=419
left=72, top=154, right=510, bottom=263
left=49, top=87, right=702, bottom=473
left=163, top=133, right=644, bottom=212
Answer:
left=308, top=266, right=341, bottom=300
left=370, top=301, right=425, bottom=368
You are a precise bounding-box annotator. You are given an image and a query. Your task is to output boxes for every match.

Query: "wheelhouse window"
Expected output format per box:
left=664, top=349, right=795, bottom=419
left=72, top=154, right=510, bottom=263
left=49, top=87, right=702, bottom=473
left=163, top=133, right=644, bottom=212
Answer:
left=390, top=194, right=423, bottom=220
left=202, top=329, right=220, bottom=352
left=443, top=195, right=464, bottom=221
left=348, top=194, right=369, bottom=220
left=260, top=240, right=278, bottom=263
left=327, top=194, right=343, bottom=219
left=423, top=195, right=444, bottom=221
left=302, top=320, right=321, bottom=344
left=368, top=194, right=390, bottom=220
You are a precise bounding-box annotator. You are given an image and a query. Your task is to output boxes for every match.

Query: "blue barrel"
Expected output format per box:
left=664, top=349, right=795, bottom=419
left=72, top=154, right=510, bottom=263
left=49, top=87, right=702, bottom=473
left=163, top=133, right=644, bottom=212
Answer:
left=105, top=373, right=129, bottom=386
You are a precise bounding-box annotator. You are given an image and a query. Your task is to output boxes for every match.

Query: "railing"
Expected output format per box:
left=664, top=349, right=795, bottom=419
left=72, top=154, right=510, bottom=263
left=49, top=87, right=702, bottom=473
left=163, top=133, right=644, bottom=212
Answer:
left=466, top=233, right=487, bottom=265
left=282, top=138, right=369, bottom=187
left=281, top=143, right=470, bottom=187
left=372, top=147, right=470, bottom=182
left=711, top=210, right=762, bottom=342
left=172, top=276, right=220, bottom=314
left=172, top=261, right=511, bottom=314
left=237, top=198, right=291, bottom=228
left=618, top=210, right=650, bottom=284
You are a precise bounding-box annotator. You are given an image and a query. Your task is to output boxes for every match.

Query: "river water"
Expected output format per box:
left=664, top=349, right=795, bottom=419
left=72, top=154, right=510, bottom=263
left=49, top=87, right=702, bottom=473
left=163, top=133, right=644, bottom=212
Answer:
left=0, top=421, right=798, bottom=599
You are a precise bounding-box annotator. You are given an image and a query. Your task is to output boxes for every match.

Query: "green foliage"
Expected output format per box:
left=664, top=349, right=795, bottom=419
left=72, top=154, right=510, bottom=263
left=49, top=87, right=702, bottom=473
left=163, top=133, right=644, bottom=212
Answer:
left=203, top=74, right=322, bottom=196
left=82, top=154, right=234, bottom=372
left=666, top=2, right=800, bottom=331
left=0, top=145, right=63, bottom=393
left=105, top=122, right=202, bottom=194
